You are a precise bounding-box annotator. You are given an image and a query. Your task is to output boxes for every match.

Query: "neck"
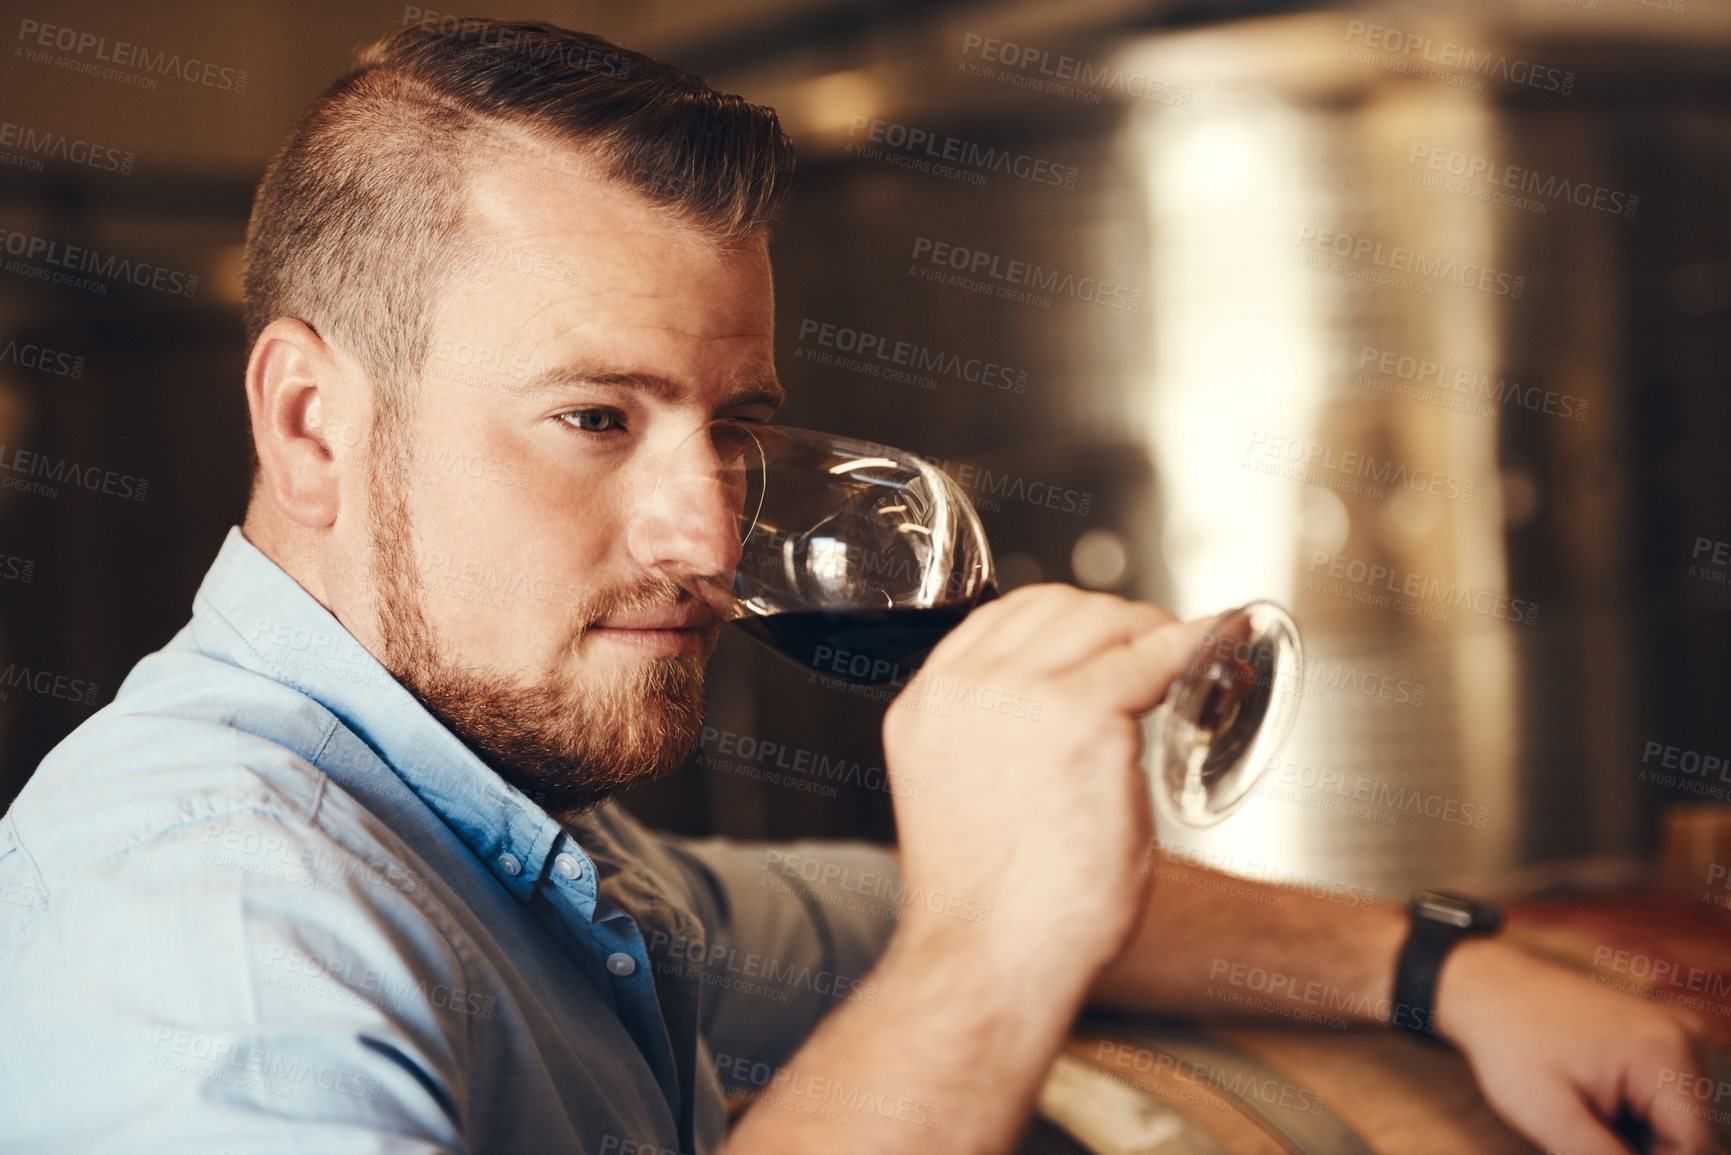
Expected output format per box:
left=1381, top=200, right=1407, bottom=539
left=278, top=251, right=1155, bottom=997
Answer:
left=241, top=490, right=388, bottom=662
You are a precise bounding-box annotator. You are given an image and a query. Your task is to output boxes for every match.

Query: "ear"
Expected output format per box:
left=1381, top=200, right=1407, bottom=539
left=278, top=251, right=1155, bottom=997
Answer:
left=245, top=318, right=356, bottom=528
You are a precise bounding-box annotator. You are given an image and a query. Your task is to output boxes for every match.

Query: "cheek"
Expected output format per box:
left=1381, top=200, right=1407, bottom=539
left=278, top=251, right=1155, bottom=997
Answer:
left=402, top=467, right=625, bottom=657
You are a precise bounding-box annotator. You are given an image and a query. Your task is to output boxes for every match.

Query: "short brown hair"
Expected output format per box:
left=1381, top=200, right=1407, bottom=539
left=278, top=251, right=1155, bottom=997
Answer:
left=241, top=18, right=795, bottom=418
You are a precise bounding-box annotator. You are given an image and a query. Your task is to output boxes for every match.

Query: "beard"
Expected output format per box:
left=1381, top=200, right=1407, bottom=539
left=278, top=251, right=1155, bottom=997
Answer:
left=366, top=440, right=717, bottom=817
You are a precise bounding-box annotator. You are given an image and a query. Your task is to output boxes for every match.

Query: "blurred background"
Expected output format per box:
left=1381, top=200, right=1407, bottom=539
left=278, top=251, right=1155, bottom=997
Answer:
left=1, top=0, right=1728, bottom=905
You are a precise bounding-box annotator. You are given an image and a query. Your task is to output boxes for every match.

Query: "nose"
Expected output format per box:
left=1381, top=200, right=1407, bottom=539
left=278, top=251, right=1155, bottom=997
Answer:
left=628, top=421, right=756, bottom=609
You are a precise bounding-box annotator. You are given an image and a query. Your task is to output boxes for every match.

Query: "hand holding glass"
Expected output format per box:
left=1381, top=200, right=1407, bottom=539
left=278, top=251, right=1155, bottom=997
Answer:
left=636, top=422, right=1302, bottom=826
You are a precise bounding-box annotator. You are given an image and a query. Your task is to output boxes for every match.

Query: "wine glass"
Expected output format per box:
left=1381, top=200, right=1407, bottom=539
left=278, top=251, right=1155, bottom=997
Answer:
left=636, top=421, right=1302, bottom=827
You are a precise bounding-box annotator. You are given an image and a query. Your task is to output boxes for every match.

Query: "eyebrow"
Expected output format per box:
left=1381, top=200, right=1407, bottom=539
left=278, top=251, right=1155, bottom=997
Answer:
left=520, top=365, right=786, bottom=412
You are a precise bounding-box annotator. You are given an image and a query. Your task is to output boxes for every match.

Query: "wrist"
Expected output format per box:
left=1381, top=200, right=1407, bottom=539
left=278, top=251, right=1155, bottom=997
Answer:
left=1431, top=936, right=1526, bottom=1049
left=888, top=908, right=1106, bottom=1012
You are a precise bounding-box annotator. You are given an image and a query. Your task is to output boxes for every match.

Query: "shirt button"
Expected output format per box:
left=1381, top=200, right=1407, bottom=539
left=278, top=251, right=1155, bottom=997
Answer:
left=554, top=853, right=583, bottom=881
left=497, top=852, right=522, bottom=877
left=606, top=952, right=637, bottom=977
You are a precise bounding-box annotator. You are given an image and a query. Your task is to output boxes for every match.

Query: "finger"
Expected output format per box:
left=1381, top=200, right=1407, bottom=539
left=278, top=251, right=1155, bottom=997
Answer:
left=1007, top=594, right=1176, bottom=677
left=1635, top=1065, right=1716, bottom=1155
left=1076, top=615, right=1223, bottom=717
left=1512, top=1085, right=1643, bottom=1155
left=1648, top=1108, right=1715, bottom=1155
left=947, top=585, right=1175, bottom=676
left=931, top=582, right=1078, bottom=665
left=1642, top=1091, right=1716, bottom=1155
left=950, top=583, right=1109, bottom=662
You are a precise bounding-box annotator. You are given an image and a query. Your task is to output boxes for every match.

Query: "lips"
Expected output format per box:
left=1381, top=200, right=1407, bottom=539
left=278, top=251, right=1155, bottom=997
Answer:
left=593, top=604, right=716, bottom=631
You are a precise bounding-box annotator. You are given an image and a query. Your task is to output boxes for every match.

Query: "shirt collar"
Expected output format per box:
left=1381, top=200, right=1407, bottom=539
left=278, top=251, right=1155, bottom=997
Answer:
left=184, top=526, right=591, bottom=908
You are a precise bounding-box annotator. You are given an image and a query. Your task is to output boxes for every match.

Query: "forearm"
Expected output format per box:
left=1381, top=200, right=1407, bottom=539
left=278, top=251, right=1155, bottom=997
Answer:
left=1088, top=854, right=1409, bottom=1029
left=722, top=916, right=1096, bottom=1154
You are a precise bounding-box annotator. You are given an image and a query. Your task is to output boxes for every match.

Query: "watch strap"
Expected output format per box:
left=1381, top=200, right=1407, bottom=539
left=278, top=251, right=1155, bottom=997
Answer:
left=1390, top=917, right=1458, bottom=1040
left=1392, top=891, right=1501, bottom=1042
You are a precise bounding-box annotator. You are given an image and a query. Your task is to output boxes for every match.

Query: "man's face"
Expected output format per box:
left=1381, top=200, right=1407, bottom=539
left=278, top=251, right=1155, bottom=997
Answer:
left=365, top=146, right=781, bottom=815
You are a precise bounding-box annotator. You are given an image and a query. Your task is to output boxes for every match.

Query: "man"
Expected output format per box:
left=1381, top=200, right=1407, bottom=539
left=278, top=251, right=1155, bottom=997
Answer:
left=0, top=17, right=1711, bottom=1155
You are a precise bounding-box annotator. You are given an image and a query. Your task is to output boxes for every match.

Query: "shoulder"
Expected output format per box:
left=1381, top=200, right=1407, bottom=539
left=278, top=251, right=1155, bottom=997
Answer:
left=0, top=648, right=480, bottom=1139
left=9, top=641, right=343, bottom=881
left=2, top=640, right=458, bottom=968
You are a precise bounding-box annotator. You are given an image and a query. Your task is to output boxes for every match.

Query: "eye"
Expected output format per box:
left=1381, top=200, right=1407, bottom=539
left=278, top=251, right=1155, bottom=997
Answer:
left=559, top=408, right=625, bottom=434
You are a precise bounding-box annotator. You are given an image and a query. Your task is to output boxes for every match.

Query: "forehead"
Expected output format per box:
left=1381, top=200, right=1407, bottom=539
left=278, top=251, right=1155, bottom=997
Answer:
left=445, top=138, right=776, bottom=362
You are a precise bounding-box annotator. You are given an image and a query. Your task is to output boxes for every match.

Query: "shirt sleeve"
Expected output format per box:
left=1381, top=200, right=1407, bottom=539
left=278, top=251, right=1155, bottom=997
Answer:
left=0, top=793, right=476, bottom=1155
left=657, top=834, right=903, bottom=1072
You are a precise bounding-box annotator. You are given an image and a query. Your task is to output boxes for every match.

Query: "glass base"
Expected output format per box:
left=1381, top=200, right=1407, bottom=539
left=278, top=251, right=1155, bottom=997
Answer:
left=1153, top=601, right=1303, bottom=827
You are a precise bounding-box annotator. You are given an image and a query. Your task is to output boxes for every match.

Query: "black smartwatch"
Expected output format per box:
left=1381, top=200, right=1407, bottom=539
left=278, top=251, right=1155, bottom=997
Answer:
left=1391, top=890, right=1502, bottom=1041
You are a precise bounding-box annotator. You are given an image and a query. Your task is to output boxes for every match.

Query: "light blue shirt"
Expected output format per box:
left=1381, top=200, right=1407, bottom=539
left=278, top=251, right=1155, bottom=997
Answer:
left=0, top=527, right=902, bottom=1153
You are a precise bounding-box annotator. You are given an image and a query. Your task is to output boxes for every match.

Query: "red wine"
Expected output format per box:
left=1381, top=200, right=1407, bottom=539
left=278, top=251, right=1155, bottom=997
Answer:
left=735, top=600, right=987, bottom=686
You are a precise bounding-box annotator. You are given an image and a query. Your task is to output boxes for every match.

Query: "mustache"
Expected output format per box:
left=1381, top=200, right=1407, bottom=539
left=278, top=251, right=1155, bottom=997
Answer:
left=568, top=573, right=714, bottom=643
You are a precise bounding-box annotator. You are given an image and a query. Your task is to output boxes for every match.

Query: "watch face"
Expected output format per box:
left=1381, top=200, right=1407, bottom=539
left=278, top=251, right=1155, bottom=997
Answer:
left=1412, top=890, right=1499, bottom=931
